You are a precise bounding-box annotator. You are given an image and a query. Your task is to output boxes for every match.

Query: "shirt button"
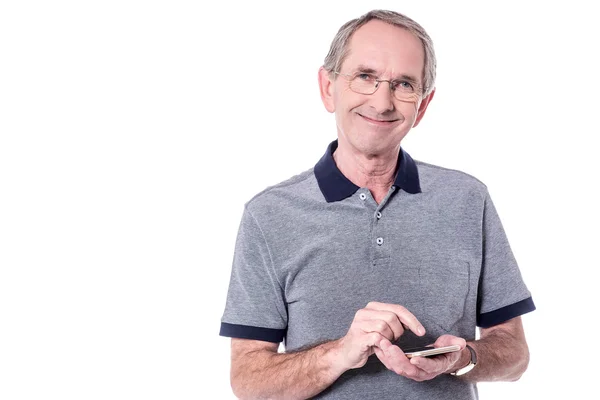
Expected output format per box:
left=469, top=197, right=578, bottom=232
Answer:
left=359, top=193, right=367, bottom=200
left=376, top=237, right=384, bottom=245
left=376, top=212, right=382, bottom=219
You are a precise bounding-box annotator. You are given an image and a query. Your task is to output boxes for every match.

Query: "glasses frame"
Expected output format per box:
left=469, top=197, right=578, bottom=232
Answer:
left=332, top=71, right=424, bottom=100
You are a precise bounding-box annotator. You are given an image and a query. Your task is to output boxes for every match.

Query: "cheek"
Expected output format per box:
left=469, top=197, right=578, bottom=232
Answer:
left=334, top=109, right=357, bottom=135
left=399, top=100, right=421, bottom=125
left=399, top=97, right=421, bottom=113
left=334, top=86, right=363, bottom=109
left=333, top=95, right=362, bottom=125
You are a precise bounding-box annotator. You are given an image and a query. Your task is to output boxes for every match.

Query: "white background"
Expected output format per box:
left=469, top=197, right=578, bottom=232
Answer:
left=1, top=1, right=599, bottom=399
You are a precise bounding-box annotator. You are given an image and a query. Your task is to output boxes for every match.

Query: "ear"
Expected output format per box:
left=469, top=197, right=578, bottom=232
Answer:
left=413, top=88, right=435, bottom=128
left=318, top=66, right=335, bottom=113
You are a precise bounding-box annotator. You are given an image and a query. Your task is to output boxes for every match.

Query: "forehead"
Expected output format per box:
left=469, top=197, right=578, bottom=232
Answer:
left=342, top=20, right=425, bottom=79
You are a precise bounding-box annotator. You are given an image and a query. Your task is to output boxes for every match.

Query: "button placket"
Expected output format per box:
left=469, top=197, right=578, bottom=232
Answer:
left=372, top=203, right=390, bottom=264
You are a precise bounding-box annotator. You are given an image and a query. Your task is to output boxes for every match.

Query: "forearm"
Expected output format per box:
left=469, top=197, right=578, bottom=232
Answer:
left=231, top=339, right=346, bottom=400
left=458, top=328, right=529, bottom=382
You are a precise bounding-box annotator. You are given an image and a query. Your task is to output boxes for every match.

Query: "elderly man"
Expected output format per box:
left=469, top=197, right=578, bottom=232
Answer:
left=219, top=9, right=535, bottom=400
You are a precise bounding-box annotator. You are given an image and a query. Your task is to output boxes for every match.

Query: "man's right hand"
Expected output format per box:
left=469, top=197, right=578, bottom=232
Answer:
left=333, top=301, right=426, bottom=372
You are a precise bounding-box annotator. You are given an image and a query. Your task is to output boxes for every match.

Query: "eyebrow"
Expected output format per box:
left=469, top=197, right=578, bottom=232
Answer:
left=353, top=64, right=421, bottom=86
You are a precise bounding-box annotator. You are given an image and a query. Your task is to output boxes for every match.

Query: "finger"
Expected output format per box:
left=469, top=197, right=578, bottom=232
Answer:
left=410, top=355, right=447, bottom=375
left=363, top=332, right=386, bottom=349
left=378, top=336, right=393, bottom=350
left=357, top=319, right=396, bottom=342
left=380, top=340, right=420, bottom=377
left=365, top=302, right=425, bottom=336
left=354, top=309, right=405, bottom=340
left=374, top=347, right=393, bottom=371
left=433, top=334, right=466, bottom=349
left=439, top=347, right=465, bottom=371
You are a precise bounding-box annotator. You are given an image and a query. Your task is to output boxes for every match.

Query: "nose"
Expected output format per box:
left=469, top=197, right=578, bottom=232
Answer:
left=369, top=81, right=395, bottom=113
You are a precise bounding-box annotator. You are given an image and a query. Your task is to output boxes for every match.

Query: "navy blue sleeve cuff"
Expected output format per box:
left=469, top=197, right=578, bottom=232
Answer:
left=477, top=297, right=536, bottom=328
left=219, top=322, right=286, bottom=343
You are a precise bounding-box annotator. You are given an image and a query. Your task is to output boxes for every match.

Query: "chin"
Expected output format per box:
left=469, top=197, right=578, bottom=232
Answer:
left=356, top=138, right=393, bottom=155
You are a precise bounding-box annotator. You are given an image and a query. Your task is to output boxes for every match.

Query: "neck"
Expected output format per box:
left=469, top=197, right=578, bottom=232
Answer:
left=332, top=138, right=399, bottom=193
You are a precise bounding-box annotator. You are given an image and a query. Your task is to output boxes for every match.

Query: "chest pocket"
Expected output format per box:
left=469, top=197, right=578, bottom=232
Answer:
left=419, top=259, right=470, bottom=333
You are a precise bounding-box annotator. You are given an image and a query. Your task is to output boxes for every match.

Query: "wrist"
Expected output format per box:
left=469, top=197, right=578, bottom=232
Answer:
left=454, top=346, right=472, bottom=371
left=450, top=344, right=477, bottom=376
left=324, top=338, right=349, bottom=380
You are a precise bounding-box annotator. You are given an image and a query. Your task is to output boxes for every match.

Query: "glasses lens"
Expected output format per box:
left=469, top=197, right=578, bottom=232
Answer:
left=349, top=77, right=375, bottom=95
left=394, top=91, right=415, bottom=102
left=393, top=83, right=421, bottom=102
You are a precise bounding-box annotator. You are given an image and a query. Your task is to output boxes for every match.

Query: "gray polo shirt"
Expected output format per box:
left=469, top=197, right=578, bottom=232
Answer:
left=220, top=139, right=535, bottom=399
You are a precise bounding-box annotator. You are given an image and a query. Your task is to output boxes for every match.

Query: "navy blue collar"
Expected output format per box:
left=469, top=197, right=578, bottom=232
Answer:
left=314, top=140, right=422, bottom=202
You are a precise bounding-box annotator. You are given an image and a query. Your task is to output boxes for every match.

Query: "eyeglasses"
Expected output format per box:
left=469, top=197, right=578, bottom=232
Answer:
left=333, top=71, right=423, bottom=102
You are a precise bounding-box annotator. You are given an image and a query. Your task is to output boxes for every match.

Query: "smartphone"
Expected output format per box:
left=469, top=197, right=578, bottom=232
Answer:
left=402, top=344, right=461, bottom=359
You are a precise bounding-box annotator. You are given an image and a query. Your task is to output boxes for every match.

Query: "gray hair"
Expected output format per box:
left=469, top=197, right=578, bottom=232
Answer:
left=323, top=9, right=436, bottom=97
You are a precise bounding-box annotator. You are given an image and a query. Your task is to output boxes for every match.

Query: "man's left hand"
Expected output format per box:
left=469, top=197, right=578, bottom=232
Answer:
left=373, top=334, right=467, bottom=381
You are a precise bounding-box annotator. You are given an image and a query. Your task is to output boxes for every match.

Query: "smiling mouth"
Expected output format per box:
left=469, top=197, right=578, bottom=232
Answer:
left=358, top=113, right=399, bottom=124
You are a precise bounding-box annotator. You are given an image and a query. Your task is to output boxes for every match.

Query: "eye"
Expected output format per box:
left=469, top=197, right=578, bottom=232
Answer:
left=393, top=80, right=415, bottom=92
left=356, top=73, right=375, bottom=81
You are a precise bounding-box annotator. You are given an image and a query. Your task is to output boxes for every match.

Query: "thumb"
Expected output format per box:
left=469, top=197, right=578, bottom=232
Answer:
left=377, top=337, right=393, bottom=351
left=434, top=334, right=466, bottom=348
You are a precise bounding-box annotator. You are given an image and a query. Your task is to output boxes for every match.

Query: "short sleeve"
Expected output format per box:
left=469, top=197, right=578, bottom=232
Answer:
left=477, top=190, right=536, bottom=328
left=219, top=206, right=288, bottom=343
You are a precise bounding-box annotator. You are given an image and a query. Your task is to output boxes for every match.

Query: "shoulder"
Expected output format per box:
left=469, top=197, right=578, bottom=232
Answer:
left=414, top=158, right=490, bottom=202
left=243, top=167, right=319, bottom=217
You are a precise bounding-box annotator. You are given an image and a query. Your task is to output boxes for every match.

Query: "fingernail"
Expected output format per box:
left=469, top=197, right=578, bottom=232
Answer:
left=418, top=326, right=425, bottom=335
